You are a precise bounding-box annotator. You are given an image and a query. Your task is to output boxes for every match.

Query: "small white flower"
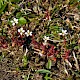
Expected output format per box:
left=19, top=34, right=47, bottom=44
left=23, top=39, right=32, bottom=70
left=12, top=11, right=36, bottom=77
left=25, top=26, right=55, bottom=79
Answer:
left=25, top=30, right=32, bottom=37
left=43, top=36, right=49, bottom=42
left=11, top=18, right=18, bottom=26
left=59, top=29, right=68, bottom=36
left=43, top=36, right=49, bottom=45
left=13, top=18, right=18, bottom=24
left=18, top=27, right=25, bottom=35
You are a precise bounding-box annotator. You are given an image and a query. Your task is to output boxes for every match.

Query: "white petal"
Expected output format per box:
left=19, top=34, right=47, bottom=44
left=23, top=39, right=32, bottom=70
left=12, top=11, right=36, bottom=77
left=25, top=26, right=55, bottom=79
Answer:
left=14, top=18, right=17, bottom=21
left=64, top=30, right=67, bottom=33
left=62, top=29, right=64, bottom=32
left=47, top=37, right=49, bottom=40
left=43, top=36, right=46, bottom=40
left=62, top=29, right=67, bottom=33
left=11, top=20, right=14, bottom=23
left=16, top=19, right=18, bottom=22
left=18, top=29, right=20, bottom=32
left=27, top=30, right=29, bottom=33
left=15, top=19, right=18, bottom=23
left=25, top=32, right=29, bottom=37
left=22, top=30, right=25, bottom=33
left=20, top=32, right=23, bottom=35
left=59, top=33, right=62, bottom=35
left=15, top=21, right=18, bottom=24
left=13, top=18, right=16, bottom=21
left=44, top=36, right=46, bottom=38
left=12, top=23, right=15, bottom=26
left=25, top=32, right=27, bottom=35
left=21, top=27, right=23, bottom=31
left=27, top=34, right=29, bottom=37
left=14, top=18, right=18, bottom=23
left=44, top=40, right=47, bottom=43
left=30, top=32, right=32, bottom=36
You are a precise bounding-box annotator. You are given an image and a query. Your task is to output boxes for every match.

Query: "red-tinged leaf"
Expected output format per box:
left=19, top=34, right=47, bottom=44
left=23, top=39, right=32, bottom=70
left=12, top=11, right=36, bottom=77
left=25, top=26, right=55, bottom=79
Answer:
left=44, top=10, right=51, bottom=20
left=55, top=51, right=59, bottom=55
left=63, top=39, right=66, bottom=45
left=11, top=37, right=16, bottom=41
left=31, top=40, right=39, bottom=49
left=63, top=50, right=70, bottom=59
left=48, top=45, right=55, bottom=55
left=17, top=40, right=23, bottom=46
left=40, top=44, right=47, bottom=52
left=47, top=53, right=53, bottom=56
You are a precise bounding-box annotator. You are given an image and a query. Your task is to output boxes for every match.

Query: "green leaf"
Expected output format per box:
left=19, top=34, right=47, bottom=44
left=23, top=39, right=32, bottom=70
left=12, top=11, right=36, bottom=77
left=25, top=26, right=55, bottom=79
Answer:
left=10, top=0, right=21, bottom=2
left=19, top=17, right=27, bottom=25
left=46, top=59, right=52, bottom=69
left=0, top=0, right=3, bottom=9
left=77, top=0, right=80, bottom=2
left=28, top=13, right=37, bottom=18
left=2, top=28, right=6, bottom=33
left=49, top=26, right=60, bottom=32
left=16, top=12, right=22, bottom=18
left=77, top=5, right=80, bottom=10
left=69, top=0, right=78, bottom=5
left=27, top=2, right=31, bottom=7
left=74, top=46, right=79, bottom=49
left=8, top=20, right=12, bottom=26
left=23, top=74, right=30, bottom=80
left=0, top=54, right=3, bottom=61
left=44, top=73, right=52, bottom=80
left=66, top=76, right=73, bottom=80
left=0, top=33, right=2, bottom=36
left=0, top=3, right=7, bottom=14
left=22, top=56, right=28, bottom=67
left=72, top=71, right=80, bottom=77
left=36, top=69, right=51, bottom=74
